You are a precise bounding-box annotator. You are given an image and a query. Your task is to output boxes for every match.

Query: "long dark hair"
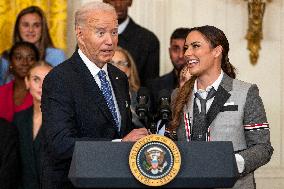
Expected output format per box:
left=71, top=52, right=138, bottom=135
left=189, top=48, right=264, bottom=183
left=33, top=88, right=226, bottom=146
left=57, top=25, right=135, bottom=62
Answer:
left=4, top=6, right=54, bottom=60
left=169, top=25, right=236, bottom=131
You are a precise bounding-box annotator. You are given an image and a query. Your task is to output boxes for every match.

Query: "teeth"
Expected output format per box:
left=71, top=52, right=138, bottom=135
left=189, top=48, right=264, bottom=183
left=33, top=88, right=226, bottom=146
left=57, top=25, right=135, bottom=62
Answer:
left=188, top=59, right=198, bottom=64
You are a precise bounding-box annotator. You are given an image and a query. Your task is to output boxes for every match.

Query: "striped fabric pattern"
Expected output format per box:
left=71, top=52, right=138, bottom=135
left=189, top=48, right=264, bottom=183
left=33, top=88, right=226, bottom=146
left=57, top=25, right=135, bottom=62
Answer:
left=244, top=123, right=269, bottom=131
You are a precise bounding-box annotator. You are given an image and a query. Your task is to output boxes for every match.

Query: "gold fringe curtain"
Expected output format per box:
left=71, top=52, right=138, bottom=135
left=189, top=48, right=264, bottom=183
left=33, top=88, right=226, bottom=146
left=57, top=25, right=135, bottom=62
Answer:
left=0, top=0, right=67, bottom=53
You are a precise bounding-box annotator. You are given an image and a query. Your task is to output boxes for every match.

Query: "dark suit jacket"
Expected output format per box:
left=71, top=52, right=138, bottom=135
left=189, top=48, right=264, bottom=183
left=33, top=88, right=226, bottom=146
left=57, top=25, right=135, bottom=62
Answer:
left=12, top=107, right=42, bottom=189
left=119, top=17, right=160, bottom=86
left=41, top=51, right=134, bottom=189
left=0, top=119, right=20, bottom=189
left=146, top=70, right=178, bottom=113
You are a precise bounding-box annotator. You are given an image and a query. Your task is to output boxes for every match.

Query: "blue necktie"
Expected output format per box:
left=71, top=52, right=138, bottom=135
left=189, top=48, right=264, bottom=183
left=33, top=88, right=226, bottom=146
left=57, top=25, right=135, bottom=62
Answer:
left=98, top=70, right=119, bottom=129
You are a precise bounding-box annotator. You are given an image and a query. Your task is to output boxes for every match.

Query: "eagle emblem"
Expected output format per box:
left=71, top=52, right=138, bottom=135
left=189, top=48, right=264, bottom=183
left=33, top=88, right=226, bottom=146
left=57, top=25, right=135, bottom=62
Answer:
left=143, top=147, right=168, bottom=175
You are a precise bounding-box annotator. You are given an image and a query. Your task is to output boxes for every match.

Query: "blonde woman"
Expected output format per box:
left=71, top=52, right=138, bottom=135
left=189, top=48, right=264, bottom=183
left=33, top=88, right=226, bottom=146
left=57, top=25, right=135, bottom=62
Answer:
left=12, top=61, right=52, bottom=189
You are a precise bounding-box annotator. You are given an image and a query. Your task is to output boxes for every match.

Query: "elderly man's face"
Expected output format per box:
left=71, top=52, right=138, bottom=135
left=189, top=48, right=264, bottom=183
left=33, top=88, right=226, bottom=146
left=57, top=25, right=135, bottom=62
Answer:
left=77, top=10, right=118, bottom=66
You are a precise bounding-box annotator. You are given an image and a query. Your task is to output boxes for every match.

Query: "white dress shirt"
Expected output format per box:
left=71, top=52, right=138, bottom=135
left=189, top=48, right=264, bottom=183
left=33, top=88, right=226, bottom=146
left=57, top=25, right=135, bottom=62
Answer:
left=193, top=70, right=224, bottom=113
left=118, top=16, right=130, bottom=34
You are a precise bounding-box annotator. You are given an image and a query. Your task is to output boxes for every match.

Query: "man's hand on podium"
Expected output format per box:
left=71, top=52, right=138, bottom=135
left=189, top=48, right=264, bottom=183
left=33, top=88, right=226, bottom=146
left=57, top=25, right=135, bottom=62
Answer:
left=122, top=128, right=149, bottom=142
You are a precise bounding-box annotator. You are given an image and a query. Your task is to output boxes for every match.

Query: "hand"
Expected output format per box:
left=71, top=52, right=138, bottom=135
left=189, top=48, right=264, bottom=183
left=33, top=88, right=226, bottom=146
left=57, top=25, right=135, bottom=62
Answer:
left=179, top=64, right=192, bottom=88
left=122, top=128, right=149, bottom=142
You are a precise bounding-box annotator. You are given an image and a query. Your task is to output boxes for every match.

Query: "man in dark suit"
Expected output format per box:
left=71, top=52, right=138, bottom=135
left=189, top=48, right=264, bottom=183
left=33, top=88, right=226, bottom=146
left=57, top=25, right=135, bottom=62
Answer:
left=103, top=0, right=160, bottom=86
left=146, top=28, right=190, bottom=113
left=41, top=2, right=148, bottom=189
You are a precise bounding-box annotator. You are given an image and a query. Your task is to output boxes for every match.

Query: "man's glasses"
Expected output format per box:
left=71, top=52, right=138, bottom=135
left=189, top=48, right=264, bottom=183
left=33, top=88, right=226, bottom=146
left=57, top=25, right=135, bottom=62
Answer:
left=110, top=60, right=129, bottom=67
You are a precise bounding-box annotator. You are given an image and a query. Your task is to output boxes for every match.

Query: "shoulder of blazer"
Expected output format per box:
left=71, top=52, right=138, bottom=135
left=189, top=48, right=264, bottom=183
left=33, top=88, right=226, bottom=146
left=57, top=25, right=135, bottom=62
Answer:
left=46, top=51, right=85, bottom=81
left=219, top=73, right=234, bottom=92
left=220, top=72, right=254, bottom=93
left=121, top=17, right=159, bottom=42
left=13, top=107, right=33, bottom=126
left=108, top=63, right=128, bottom=81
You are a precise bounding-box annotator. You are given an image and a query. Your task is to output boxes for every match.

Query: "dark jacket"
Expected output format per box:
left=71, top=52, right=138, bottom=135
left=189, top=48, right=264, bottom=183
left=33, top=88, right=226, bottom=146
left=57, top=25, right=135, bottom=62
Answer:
left=146, top=70, right=178, bottom=113
left=0, top=118, right=20, bottom=189
left=13, top=107, right=42, bottom=189
left=41, top=51, right=134, bottom=189
left=119, top=17, right=160, bottom=86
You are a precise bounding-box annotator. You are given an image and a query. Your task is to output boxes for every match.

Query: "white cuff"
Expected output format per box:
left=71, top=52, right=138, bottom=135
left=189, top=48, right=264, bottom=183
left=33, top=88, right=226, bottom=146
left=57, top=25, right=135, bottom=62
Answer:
left=112, top=139, right=122, bottom=142
left=235, top=153, right=245, bottom=173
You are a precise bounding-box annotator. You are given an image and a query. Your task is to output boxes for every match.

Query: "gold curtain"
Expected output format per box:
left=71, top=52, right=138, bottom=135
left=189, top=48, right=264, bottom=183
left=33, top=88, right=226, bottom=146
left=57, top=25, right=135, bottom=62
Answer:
left=0, top=0, right=67, bottom=53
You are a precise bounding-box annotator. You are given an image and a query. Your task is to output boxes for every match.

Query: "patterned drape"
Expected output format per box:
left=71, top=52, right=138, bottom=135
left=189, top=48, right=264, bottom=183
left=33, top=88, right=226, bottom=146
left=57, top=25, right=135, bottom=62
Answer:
left=0, top=0, right=67, bottom=53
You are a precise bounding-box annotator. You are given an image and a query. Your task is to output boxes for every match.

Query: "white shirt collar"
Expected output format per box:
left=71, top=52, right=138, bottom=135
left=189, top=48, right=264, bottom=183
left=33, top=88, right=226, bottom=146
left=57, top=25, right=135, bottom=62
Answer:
left=78, top=49, right=108, bottom=78
left=118, top=16, right=130, bottom=34
left=194, top=70, right=224, bottom=94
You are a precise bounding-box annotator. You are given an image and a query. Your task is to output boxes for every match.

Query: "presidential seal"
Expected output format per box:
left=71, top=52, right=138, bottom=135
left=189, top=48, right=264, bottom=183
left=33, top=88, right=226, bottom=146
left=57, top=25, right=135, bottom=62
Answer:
left=129, top=134, right=181, bottom=186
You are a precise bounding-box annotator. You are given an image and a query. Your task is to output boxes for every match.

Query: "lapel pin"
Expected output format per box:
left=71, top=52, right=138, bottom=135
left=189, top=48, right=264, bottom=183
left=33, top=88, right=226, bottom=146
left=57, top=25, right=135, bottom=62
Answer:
left=125, top=101, right=129, bottom=108
left=116, top=77, right=119, bottom=80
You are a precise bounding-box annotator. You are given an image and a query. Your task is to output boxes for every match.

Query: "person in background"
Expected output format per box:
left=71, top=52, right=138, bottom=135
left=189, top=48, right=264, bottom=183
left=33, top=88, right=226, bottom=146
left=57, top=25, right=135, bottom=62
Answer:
left=103, top=0, right=160, bottom=86
left=0, top=6, right=65, bottom=85
left=41, top=2, right=148, bottom=188
left=0, top=118, right=20, bottom=189
left=146, top=27, right=190, bottom=113
left=111, top=46, right=143, bottom=127
left=0, top=42, right=39, bottom=122
left=12, top=61, right=52, bottom=189
left=169, top=25, right=273, bottom=188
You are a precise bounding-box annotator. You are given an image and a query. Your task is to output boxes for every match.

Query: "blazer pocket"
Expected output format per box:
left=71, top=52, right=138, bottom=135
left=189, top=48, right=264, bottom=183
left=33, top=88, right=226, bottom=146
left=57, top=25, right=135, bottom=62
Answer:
left=221, top=105, right=238, bottom=112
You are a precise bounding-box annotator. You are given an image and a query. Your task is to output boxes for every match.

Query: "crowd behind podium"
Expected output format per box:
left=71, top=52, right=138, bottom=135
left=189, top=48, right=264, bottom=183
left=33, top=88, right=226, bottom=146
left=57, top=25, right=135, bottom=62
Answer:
left=0, top=1, right=273, bottom=189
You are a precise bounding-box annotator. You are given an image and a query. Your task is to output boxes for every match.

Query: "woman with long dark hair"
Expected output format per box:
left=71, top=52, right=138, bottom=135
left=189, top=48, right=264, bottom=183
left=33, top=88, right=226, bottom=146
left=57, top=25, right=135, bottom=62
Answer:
left=169, top=25, right=273, bottom=188
left=0, top=6, right=65, bottom=85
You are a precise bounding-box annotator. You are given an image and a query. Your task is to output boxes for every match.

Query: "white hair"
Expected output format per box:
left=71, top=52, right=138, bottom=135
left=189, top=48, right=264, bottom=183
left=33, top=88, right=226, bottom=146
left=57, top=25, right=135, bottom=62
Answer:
left=75, top=1, right=116, bottom=26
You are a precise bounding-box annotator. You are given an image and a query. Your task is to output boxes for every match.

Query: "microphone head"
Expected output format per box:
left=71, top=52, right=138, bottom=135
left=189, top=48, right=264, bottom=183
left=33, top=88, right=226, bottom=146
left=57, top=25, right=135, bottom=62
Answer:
left=136, top=87, right=150, bottom=120
left=158, top=89, right=171, bottom=121
left=158, top=89, right=171, bottom=104
left=137, top=87, right=150, bottom=104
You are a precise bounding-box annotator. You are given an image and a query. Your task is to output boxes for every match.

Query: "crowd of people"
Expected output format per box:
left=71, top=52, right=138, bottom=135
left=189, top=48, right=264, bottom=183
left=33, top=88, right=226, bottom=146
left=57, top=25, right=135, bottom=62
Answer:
left=0, top=1, right=273, bottom=189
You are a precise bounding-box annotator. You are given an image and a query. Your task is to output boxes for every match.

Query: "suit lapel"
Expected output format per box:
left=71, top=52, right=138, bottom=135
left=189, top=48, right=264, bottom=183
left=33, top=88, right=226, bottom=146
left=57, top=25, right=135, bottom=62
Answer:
left=206, top=73, right=233, bottom=127
left=70, top=52, right=116, bottom=128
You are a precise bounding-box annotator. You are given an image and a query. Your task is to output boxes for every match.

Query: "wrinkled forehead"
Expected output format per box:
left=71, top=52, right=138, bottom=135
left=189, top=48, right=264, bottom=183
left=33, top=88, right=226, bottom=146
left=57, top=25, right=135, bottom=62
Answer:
left=87, top=10, right=117, bottom=25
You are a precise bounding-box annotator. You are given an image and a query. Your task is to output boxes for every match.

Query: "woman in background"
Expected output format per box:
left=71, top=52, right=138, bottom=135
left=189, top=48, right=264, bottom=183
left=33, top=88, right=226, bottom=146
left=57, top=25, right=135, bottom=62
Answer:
left=111, top=46, right=143, bottom=127
left=0, top=6, right=65, bottom=85
left=0, top=42, right=39, bottom=122
left=13, top=61, right=52, bottom=189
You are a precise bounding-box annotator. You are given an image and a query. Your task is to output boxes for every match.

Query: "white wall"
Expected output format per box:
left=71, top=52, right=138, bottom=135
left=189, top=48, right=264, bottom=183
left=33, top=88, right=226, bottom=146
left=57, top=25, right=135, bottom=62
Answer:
left=67, top=1, right=284, bottom=187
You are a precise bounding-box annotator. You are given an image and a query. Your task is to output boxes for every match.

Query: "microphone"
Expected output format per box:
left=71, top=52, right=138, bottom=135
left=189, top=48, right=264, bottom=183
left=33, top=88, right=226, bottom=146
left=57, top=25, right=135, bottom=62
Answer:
left=158, top=89, right=171, bottom=122
left=136, top=87, right=150, bottom=120
left=157, top=89, right=171, bottom=132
